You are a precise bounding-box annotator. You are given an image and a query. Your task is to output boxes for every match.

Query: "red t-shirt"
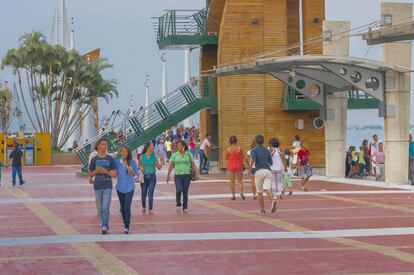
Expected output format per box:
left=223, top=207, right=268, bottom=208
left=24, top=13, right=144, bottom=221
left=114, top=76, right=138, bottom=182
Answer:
left=298, top=148, right=310, bottom=165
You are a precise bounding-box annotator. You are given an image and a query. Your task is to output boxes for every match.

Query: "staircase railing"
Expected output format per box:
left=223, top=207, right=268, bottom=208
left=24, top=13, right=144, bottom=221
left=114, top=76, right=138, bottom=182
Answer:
left=74, top=76, right=216, bottom=170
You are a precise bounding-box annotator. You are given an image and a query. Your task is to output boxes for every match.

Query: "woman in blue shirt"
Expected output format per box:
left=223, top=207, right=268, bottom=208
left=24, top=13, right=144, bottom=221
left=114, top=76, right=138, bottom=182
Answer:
left=115, top=146, right=138, bottom=234
left=139, top=141, right=163, bottom=215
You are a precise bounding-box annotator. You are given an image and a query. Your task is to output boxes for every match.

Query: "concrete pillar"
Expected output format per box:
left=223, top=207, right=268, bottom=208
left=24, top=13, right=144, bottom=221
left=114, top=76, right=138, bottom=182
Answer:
left=382, top=3, right=412, bottom=184
left=323, top=21, right=350, bottom=177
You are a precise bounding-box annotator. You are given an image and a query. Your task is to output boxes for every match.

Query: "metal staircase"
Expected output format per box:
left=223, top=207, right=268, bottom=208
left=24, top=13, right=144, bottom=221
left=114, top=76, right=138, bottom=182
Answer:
left=74, top=77, right=217, bottom=171
left=153, top=9, right=218, bottom=50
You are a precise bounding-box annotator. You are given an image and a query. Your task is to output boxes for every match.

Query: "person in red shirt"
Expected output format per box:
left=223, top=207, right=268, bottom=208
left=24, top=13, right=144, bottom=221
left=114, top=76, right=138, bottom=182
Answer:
left=226, top=136, right=245, bottom=200
left=298, top=142, right=312, bottom=191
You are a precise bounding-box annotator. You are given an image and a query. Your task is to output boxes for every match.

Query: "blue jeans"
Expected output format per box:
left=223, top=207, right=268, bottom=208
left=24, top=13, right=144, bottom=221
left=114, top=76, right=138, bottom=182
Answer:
left=358, top=164, right=366, bottom=176
left=12, top=166, right=24, bottom=185
left=141, top=174, right=157, bottom=210
left=95, top=188, right=112, bottom=228
left=199, top=150, right=208, bottom=173
left=174, top=175, right=191, bottom=209
left=117, top=190, right=134, bottom=229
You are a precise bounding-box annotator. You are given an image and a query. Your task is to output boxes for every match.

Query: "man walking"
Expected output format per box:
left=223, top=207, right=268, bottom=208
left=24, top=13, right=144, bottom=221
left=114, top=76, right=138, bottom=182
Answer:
left=199, top=134, right=214, bottom=174
left=89, top=138, right=117, bottom=234
left=369, top=134, right=380, bottom=176
left=249, top=135, right=277, bottom=215
left=9, top=143, right=25, bottom=186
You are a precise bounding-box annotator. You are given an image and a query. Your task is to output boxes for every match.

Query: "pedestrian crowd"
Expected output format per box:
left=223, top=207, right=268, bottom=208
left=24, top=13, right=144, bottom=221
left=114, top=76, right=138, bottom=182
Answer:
left=87, top=132, right=311, bottom=234
left=345, top=134, right=386, bottom=181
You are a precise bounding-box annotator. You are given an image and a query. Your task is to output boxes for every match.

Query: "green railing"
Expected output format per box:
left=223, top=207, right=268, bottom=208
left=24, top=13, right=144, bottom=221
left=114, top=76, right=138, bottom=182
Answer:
left=153, top=9, right=217, bottom=49
left=74, top=77, right=217, bottom=171
left=281, top=86, right=379, bottom=110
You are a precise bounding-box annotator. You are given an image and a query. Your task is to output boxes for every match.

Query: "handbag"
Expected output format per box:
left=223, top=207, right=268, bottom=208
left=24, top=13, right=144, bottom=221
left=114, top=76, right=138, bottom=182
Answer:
left=188, top=152, right=197, bottom=181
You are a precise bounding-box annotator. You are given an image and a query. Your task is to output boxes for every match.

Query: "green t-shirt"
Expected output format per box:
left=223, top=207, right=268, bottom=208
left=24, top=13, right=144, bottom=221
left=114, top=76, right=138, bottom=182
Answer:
left=171, top=152, right=193, bottom=175
left=141, top=153, right=157, bottom=175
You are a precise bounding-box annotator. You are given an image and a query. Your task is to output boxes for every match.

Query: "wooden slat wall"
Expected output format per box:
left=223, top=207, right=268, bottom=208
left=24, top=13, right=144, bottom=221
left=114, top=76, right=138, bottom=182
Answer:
left=199, top=45, right=218, bottom=138
left=215, top=0, right=325, bottom=168
left=207, top=0, right=226, bottom=34
left=287, top=0, right=300, bottom=55
left=303, top=0, right=325, bottom=54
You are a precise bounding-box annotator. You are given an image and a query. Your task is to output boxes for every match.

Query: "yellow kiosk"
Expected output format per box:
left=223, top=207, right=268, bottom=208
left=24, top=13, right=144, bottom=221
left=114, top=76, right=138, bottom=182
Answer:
left=1, top=132, right=51, bottom=166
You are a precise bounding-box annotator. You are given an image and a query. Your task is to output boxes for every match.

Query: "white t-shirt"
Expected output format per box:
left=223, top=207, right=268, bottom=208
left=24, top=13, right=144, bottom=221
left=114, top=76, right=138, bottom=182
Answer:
left=200, top=138, right=211, bottom=151
left=292, top=140, right=302, bottom=149
left=270, top=147, right=284, bottom=171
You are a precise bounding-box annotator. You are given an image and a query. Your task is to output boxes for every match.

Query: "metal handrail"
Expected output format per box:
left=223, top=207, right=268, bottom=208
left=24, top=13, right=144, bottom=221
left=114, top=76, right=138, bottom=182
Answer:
left=282, top=86, right=375, bottom=103
left=153, top=9, right=210, bottom=42
left=74, top=77, right=213, bottom=154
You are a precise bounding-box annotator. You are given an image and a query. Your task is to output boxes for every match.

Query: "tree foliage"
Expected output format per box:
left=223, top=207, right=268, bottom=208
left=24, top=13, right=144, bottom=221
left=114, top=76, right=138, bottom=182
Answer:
left=0, top=87, right=14, bottom=133
left=2, top=31, right=118, bottom=149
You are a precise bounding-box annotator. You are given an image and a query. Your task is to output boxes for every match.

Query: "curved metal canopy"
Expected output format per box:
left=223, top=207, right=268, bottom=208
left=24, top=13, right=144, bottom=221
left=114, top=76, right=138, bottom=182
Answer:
left=213, top=55, right=409, bottom=119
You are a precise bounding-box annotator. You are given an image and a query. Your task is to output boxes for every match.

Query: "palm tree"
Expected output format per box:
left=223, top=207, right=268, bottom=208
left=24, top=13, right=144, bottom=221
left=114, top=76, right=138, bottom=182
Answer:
left=2, top=30, right=118, bottom=149
left=0, top=87, right=14, bottom=133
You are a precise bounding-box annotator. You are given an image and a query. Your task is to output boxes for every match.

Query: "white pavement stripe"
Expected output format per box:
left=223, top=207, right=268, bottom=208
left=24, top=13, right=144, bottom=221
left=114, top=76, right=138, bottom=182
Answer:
left=1, top=227, right=414, bottom=246
left=1, top=190, right=414, bottom=205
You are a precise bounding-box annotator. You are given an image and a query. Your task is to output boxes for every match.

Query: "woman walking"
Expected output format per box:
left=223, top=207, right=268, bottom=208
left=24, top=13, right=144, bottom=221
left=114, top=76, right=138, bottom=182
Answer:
left=292, top=135, right=302, bottom=176
left=139, top=141, right=163, bottom=215
left=269, top=138, right=286, bottom=199
left=227, top=136, right=245, bottom=200
left=115, top=146, right=138, bottom=234
left=167, top=140, right=199, bottom=213
left=345, top=146, right=353, bottom=178
left=246, top=139, right=258, bottom=200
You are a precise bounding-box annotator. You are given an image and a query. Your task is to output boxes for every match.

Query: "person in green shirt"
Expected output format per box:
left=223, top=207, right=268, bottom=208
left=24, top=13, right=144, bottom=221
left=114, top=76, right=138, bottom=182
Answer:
left=139, top=141, right=163, bottom=215
left=167, top=140, right=199, bottom=213
left=358, top=146, right=366, bottom=177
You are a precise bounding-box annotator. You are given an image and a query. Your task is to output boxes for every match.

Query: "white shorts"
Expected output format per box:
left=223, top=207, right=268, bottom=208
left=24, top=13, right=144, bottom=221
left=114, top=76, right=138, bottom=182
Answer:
left=255, top=169, right=272, bottom=193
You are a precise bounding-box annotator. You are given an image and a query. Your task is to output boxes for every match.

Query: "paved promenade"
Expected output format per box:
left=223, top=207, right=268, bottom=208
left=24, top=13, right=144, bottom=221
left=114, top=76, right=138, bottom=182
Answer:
left=1, top=165, right=414, bottom=274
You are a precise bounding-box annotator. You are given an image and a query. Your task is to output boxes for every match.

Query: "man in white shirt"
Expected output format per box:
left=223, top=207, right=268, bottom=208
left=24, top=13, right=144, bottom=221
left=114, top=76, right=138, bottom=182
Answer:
left=370, top=134, right=380, bottom=176
left=199, top=134, right=213, bottom=174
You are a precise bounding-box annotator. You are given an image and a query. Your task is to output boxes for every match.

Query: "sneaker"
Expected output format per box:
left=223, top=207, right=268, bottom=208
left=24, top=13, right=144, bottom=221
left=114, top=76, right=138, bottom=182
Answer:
left=148, top=210, right=154, bottom=215
left=12, top=182, right=16, bottom=186
left=124, top=228, right=129, bottom=234
left=258, top=210, right=266, bottom=216
left=176, top=207, right=181, bottom=212
left=19, top=181, right=25, bottom=186
left=141, top=208, right=146, bottom=214
left=271, top=200, right=277, bottom=213
left=183, top=209, right=188, bottom=214
left=101, top=226, right=108, bottom=235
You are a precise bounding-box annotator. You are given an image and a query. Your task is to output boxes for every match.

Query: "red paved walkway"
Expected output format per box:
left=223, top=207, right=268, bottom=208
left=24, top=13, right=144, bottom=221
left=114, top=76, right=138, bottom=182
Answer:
left=1, top=165, right=414, bottom=274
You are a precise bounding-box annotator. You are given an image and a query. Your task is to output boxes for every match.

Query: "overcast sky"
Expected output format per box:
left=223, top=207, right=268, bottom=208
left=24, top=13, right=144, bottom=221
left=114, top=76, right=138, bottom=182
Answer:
left=0, top=0, right=413, bottom=131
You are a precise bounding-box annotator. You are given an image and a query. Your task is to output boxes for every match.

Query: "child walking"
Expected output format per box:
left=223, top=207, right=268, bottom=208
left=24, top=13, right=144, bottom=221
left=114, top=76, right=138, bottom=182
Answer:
left=283, top=149, right=293, bottom=195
